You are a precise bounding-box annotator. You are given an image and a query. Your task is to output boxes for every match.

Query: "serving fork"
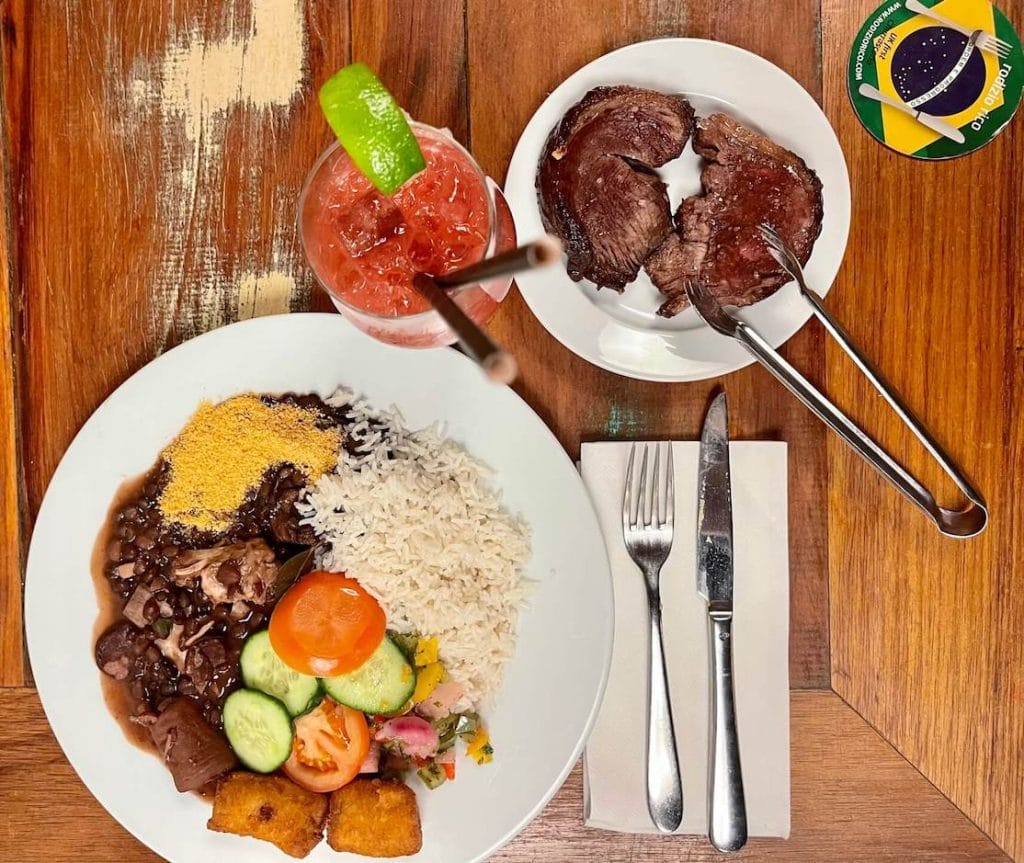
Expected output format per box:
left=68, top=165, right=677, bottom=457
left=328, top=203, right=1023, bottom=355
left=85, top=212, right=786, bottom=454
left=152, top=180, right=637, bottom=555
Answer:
left=622, top=442, right=683, bottom=833
left=906, top=0, right=1012, bottom=59
left=682, top=228, right=988, bottom=539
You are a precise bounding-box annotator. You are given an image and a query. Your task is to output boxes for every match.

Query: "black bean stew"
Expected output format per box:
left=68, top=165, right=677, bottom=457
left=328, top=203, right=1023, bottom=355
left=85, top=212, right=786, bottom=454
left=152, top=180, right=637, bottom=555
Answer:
left=94, top=394, right=356, bottom=737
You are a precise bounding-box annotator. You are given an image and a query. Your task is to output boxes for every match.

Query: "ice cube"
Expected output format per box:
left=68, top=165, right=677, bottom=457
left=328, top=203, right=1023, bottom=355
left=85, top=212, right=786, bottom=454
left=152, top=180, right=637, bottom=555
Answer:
left=336, top=191, right=406, bottom=258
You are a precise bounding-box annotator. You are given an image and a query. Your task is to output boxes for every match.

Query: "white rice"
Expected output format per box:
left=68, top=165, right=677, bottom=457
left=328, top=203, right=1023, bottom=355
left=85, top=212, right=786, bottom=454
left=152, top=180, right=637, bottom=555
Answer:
left=298, top=389, right=530, bottom=708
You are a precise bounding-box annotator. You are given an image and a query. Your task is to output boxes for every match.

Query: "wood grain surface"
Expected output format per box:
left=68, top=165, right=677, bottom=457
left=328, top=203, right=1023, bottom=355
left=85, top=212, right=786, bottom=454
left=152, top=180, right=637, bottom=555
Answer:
left=2, top=0, right=1023, bottom=860
left=815, top=1, right=1024, bottom=855
left=0, top=33, right=22, bottom=684
left=5, top=0, right=347, bottom=524
left=820, top=1, right=1024, bottom=858
left=0, top=688, right=1006, bottom=863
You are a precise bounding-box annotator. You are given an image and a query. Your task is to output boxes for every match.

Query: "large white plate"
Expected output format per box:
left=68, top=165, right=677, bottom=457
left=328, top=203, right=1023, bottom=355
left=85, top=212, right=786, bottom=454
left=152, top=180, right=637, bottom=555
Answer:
left=505, top=38, right=851, bottom=382
left=25, top=314, right=613, bottom=863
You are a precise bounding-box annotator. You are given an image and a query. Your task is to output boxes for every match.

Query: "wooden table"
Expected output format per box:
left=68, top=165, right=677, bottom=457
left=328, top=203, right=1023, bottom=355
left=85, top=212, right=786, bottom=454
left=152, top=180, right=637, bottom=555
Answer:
left=1, top=1, right=1021, bottom=860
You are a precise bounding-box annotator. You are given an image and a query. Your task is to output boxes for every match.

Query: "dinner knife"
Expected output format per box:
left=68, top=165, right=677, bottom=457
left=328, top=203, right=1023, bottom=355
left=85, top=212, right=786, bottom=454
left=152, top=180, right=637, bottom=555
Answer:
left=696, top=393, right=748, bottom=852
left=857, top=83, right=966, bottom=144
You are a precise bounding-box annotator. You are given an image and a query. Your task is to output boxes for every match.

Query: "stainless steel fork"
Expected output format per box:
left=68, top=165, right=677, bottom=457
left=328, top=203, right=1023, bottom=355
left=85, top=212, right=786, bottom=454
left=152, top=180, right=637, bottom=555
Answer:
left=622, top=442, right=683, bottom=833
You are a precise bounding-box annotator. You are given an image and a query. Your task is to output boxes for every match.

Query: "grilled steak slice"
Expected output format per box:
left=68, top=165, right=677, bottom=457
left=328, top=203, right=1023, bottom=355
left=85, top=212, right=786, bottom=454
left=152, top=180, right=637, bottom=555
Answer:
left=648, top=112, right=824, bottom=317
left=537, top=86, right=695, bottom=290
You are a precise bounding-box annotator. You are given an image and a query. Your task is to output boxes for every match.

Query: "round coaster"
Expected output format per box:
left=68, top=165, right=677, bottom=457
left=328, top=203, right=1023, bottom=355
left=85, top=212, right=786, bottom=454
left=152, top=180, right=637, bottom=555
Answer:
left=848, top=0, right=1022, bottom=158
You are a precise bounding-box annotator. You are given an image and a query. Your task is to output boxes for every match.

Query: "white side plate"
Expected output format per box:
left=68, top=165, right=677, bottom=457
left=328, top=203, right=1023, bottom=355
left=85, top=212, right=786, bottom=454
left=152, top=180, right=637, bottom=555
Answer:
left=505, top=38, right=851, bottom=382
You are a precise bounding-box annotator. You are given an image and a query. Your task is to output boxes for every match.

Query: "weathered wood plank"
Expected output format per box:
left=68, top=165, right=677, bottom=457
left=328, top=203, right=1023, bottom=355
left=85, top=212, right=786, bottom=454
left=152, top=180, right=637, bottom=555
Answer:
left=821, top=0, right=1024, bottom=858
left=0, top=14, right=23, bottom=683
left=495, top=690, right=1009, bottom=862
left=350, top=0, right=468, bottom=143
left=7, top=0, right=347, bottom=522
left=0, top=688, right=1006, bottom=862
left=466, top=0, right=831, bottom=688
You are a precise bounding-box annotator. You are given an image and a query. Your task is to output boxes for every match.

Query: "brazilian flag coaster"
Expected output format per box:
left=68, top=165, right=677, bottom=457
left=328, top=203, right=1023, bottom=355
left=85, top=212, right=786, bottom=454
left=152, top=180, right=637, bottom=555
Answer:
left=848, top=0, right=1022, bottom=158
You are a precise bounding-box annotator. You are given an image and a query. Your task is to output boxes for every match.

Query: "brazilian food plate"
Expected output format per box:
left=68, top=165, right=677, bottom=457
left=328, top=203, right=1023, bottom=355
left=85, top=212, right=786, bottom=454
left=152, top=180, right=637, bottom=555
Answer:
left=24, top=314, right=613, bottom=863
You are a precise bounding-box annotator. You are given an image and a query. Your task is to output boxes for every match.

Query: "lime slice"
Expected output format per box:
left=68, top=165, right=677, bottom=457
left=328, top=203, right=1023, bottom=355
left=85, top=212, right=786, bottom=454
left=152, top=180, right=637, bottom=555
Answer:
left=318, top=63, right=426, bottom=196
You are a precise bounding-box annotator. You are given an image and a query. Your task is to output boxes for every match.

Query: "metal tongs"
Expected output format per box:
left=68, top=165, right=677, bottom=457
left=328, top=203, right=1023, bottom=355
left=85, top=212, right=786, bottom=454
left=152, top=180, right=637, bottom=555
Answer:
left=684, top=225, right=988, bottom=539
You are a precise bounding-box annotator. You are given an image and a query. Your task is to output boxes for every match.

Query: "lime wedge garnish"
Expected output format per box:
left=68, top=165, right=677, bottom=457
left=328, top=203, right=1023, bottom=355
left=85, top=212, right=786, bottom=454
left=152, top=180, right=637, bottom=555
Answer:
left=318, top=63, right=426, bottom=196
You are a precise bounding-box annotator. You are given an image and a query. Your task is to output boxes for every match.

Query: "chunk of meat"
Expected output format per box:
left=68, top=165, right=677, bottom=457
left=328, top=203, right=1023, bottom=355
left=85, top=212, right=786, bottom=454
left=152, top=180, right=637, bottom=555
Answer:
left=208, top=772, right=328, bottom=859
left=183, top=620, right=216, bottom=648
left=358, top=742, right=381, bottom=775
left=648, top=112, right=823, bottom=316
left=112, top=562, right=136, bottom=580
left=414, top=679, right=465, bottom=720
left=644, top=232, right=693, bottom=318
left=537, top=86, right=694, bottom=290
left=95, top=621, right=141, bottom=681
left=154, top=622, right=187, bottom=672
left=149, top=698, right=237, bottom=792
left=183, top=636, right=232, bottom=694
left=263, top=467, right=318, bottom=546
left=326, top=778, right=422, bottom=857
left=270, top=486, right=317, bottom=546
left=170, top=540, right=278, bottom=605
left=122, top=585, right=153, bottom=628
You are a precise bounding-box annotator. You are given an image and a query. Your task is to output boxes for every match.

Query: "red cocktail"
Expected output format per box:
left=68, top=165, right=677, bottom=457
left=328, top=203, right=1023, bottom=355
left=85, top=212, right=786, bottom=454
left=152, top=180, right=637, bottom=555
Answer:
left=299, top=123, right=514, bottom=347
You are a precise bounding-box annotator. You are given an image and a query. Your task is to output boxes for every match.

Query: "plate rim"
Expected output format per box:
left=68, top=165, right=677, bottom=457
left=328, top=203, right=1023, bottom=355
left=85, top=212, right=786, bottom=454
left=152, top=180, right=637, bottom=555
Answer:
left=24, top=312, right=615, bottom=863
left=504, top=36, right=852, bottom=383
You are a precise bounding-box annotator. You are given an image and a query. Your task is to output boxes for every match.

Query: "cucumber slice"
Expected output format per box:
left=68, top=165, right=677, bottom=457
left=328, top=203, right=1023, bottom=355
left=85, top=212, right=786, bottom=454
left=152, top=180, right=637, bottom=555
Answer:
left=222, top=689, right=294, bottom=773
left=241, top=630, right=322, bottom=716
left=388, top=631, right=418, bottom=663
left=318, top=63, right=426, bottom=195
left=321, top=636, right=416, bottom=714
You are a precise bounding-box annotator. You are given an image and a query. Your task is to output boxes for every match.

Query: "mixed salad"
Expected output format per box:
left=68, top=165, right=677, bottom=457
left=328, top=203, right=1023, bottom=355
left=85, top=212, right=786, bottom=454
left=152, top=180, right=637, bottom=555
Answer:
left=224, top=563, right=492, bottom=797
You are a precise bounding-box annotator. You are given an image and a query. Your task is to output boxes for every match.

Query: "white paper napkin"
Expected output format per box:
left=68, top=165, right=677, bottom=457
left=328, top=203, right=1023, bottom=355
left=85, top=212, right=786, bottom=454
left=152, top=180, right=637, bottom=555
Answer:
left=580, top=441, right=790, bottom=837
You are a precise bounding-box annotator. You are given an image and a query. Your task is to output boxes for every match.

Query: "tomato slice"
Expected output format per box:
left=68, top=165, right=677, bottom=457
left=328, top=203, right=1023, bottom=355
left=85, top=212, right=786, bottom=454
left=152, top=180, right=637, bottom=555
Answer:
left=269, top=571, right=386, bottom=676
left=283, top=698, right=370, bottom=793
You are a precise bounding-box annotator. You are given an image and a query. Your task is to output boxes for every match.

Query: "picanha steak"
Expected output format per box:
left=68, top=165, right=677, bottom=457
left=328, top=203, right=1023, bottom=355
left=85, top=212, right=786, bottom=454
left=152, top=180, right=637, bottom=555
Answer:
left=647, top=112, right=824, bottom=317
left=537, top=86, right=695, bottom=291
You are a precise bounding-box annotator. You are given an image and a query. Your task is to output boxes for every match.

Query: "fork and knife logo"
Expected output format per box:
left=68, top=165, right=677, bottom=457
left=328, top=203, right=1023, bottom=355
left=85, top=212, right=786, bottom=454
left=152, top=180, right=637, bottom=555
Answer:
left=857, top=1, right=1014, bottom=144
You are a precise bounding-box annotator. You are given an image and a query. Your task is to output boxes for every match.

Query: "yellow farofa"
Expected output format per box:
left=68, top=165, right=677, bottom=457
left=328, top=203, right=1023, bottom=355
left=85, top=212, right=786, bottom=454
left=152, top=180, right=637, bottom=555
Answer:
left=159, top=394, right=340, bottom=532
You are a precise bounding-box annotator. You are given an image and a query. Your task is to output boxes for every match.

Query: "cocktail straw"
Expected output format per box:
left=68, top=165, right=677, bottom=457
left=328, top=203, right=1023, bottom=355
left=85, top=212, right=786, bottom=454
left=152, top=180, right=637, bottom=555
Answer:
left=412, top=235, right=562, bottom=385
left=434, top=235, right=562, bottom=289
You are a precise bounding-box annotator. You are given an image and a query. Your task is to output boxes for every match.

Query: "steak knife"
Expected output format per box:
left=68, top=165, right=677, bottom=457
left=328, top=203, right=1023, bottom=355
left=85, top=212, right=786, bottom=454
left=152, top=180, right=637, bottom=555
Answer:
left=696, top=393, right=748, bottom=852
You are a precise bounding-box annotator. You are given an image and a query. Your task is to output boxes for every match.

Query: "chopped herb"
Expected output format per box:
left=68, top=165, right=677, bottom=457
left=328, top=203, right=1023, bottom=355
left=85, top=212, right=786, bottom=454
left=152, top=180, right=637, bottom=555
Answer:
left=434, top=714, right=460, bottom=751
left=417, top=762, right=447, bottom=790
left=152, top=618, right=172, bottom=638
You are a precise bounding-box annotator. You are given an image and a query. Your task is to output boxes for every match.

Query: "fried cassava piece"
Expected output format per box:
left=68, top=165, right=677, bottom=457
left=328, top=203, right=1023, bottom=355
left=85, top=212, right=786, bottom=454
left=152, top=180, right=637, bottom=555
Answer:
left=327, top=778, right=423, bottom=857
left=208, top=772, right=328, bottom=859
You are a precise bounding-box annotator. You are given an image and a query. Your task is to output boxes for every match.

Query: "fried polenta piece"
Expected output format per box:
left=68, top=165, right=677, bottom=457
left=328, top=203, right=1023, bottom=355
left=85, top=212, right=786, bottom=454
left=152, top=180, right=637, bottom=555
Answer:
left=327, top=778, right=422, bottom=857
left=208, top=772, right=328, bottom=859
